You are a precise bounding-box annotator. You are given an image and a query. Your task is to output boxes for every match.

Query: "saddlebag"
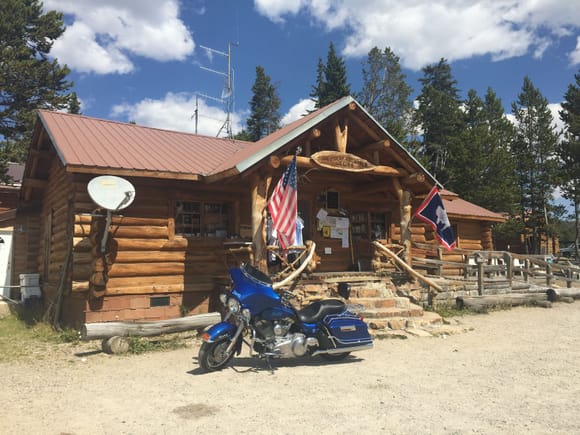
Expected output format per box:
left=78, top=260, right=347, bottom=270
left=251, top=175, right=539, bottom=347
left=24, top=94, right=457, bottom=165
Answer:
left=322, top=311, right=372, bottom=349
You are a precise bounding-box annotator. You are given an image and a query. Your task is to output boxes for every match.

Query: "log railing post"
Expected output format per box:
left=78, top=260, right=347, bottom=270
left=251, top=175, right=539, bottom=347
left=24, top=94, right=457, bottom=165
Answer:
left=437, top=246, right=443, bottom=277
left=524, top=259, right=531, bottom=282
left=546, top=263, right=552, bottom=287
left=503, top=252, right=513, bottom=286
left=476, top=255, right=485, bottom=295
left=566, top=268, right=573, bottom=288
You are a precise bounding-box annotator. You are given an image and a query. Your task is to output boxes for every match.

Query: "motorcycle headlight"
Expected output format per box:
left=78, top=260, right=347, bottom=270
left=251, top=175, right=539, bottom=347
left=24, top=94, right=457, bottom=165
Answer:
left=241, top=308, right=251, bottom=321
left=227, top=297, right=241, bottom=314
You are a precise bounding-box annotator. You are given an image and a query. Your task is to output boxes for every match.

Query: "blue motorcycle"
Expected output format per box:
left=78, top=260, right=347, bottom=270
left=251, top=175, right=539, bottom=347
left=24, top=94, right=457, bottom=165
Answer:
left=198, top=262, right=373, bottom=371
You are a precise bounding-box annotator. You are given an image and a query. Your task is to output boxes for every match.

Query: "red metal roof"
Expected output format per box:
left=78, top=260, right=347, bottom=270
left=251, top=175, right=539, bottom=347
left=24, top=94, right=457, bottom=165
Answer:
left=440, top=189, right=505, bottom=222
left=39, top=110, right=252, bottom=177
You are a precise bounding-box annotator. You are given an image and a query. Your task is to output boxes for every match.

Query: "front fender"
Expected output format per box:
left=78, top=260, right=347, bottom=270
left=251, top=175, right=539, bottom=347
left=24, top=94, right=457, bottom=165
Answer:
left=202, top=322, right=237, bottom=343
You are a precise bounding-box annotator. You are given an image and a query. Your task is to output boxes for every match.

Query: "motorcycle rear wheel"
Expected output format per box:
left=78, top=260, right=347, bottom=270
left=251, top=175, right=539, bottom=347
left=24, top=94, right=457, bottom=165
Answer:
left=199, top=338, right=235, bottom=372
left=319, top=352, right=350, bottom=361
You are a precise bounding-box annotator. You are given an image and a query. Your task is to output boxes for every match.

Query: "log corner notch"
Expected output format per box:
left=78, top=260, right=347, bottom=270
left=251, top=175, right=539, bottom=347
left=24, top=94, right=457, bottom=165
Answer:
left=304, top=128, right=321, bottom=156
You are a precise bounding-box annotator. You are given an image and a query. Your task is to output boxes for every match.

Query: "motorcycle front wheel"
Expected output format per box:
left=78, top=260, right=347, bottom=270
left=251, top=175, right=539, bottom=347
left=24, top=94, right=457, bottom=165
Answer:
left=199, top=338, right=235, bottom=372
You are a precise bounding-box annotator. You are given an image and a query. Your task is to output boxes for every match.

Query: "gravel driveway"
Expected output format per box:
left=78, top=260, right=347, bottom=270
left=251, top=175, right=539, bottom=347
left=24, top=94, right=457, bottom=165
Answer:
left=1, top=302, right=580, bottom=435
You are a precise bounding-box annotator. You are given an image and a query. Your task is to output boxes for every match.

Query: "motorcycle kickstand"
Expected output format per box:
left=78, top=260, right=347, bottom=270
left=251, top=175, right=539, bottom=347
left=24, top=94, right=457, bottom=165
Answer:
left=262, top=355, right=275, bottom=374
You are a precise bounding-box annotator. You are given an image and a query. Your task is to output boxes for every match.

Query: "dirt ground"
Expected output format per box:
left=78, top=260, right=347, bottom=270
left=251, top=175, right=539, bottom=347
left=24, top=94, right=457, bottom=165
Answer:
left=1, top=301, right=580, bottom=435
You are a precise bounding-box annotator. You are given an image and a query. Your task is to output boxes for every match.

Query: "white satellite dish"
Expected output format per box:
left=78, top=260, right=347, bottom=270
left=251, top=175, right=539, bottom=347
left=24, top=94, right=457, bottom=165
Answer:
left=87, top=175, right=136, bottom=253
left=87, top=175, right=135, bottom=211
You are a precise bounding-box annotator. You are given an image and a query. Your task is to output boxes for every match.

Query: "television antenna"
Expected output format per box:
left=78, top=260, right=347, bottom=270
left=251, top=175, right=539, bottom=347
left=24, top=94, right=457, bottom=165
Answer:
left=87, top=175, right=136, bottom=253
left=195, top=42, right=237, bottom=138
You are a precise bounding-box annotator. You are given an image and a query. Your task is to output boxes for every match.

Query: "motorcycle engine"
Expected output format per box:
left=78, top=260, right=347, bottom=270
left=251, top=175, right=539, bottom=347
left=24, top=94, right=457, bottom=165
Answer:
left=254, top=318, right=318, bottom=358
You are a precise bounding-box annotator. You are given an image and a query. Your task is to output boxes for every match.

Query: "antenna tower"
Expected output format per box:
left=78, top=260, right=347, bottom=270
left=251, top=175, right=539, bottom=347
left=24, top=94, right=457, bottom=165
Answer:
left=196, top=42, right=237, bottom=138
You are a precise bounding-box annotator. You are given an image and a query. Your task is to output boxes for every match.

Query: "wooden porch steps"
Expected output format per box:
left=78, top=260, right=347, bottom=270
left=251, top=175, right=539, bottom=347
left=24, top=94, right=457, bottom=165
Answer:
left=296, top=272, right=443, bottom=334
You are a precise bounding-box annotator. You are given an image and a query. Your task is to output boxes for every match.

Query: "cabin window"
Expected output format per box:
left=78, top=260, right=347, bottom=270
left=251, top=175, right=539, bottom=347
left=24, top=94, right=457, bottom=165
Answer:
left=351, top=212, right=368, bottom=239
left=351, top=212, right=391, bottom=240
left=174, top=200, right=230, bottom=238
left=370, top=212, right=390, bottom=240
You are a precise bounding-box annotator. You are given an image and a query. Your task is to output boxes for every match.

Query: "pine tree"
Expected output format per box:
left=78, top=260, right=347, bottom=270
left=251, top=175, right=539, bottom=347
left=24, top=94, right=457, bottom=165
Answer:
left=558, top=71, right=580, bottom=258
left=511, top=76, right=561, bottom=254
left=449, top=88, right=518, bottom=213
left=245, top=66, right=281, bottom=142
left=0, top=0, right=79, bottom=164
left=357, top=47, right=414, bottom=142
left=416, top=58, right=464, bottom=183
left=310, top=43, right=351, bottom=108
left=309, top=58, right=326, bottom=110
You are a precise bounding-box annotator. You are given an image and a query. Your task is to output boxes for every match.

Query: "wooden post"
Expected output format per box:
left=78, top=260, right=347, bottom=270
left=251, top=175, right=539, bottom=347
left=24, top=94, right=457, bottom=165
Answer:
left=335, top=119, right=348, bottom=153
left=392, top=178, right=412, bottom=266
left=503, top=252, right=513, bottom=286
left=401, top=191, right=412, bottom=266
left=251, top=173, right=270, bottom=272
left=546, top=263, right=552, bottom=287
left=436, top=246, right=443, bottom=277
left=477, top=261, right=484, bottom=295
left=566, top=268, right=573, bottom=289
left=524, top=259, right=530, bottom=282
left=476, top=255, right=485, bottom=295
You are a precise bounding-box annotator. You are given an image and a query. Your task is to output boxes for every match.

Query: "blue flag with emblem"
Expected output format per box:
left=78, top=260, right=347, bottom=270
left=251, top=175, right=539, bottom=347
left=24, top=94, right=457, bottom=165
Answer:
left=414, top=186, right=456, bottom=251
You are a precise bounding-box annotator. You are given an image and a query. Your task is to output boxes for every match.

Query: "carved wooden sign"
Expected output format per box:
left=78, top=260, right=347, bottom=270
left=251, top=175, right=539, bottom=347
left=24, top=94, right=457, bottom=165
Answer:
left=311, top=150, right=375, bottom=173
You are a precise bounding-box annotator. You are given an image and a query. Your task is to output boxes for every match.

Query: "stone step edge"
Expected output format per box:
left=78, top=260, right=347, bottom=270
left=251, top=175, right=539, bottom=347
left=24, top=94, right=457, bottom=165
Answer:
left=367, top=310, right=442, bottom=331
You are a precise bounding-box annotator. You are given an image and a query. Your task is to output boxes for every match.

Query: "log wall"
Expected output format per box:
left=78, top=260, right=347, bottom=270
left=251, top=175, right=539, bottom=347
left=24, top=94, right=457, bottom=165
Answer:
left=63, top=175, right=252, bottom=326
left=11, top=159, right=71, bottom=301
left=40, top=160, right=73, bottom=305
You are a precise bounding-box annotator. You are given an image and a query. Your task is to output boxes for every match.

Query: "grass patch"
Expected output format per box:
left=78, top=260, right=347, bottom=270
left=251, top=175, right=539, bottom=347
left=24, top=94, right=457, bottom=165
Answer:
left=425, top=305, right=481, bottom=318
left=0, top=308, right=81, bottom=363
left=0, top=306, right=80, bottom=362
left=126, top=335, right=189, bottom=354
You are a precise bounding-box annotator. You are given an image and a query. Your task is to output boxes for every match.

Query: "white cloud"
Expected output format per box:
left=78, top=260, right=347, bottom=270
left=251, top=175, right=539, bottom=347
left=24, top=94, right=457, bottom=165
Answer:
left=52, top=22, right=133, bottom=74
left=254, top=0, right=580, bottom=70
left=110, top=94, right=316, bottom=137
left=44, top=0, right=194, bottom=74
left=504, top=103, right=565, bottom=135
left=253, top=0, right=308, bottom=24
left=570, top=36, right=580, bottom=65
left=548, top=103, right=565, bottom=134
left=281, top=99, right=316, bottom=125
left=110, top=93, right=243, bottom=137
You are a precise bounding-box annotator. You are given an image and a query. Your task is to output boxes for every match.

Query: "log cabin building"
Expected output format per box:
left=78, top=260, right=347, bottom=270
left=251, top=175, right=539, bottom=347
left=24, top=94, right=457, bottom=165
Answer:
left=13, top=96, right=502, bottom=326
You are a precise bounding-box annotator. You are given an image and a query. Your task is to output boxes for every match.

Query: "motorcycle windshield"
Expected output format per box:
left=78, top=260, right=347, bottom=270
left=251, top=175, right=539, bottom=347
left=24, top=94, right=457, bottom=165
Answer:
left=230, top=265, right=282, bottom=314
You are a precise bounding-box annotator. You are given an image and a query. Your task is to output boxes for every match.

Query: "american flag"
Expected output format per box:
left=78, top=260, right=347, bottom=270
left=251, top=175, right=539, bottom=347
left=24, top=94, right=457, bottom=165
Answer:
left=268, top=155, right=298, bottom=249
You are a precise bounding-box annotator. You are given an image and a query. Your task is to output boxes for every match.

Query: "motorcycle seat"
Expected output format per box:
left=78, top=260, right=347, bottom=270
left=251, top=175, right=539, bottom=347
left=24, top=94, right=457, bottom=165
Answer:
left=298, top=299, right=345, bottom=323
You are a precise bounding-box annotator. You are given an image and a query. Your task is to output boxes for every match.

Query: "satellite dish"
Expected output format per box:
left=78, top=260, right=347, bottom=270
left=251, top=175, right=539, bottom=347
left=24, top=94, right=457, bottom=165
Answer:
left=87, top=175, right=136, bottom=253
left=88, top=175, right=135, bottom=211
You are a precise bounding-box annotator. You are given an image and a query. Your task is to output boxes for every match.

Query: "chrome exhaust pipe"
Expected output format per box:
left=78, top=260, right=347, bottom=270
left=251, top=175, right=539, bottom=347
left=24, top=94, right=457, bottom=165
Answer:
left=312, top=343, right=373, bottom=356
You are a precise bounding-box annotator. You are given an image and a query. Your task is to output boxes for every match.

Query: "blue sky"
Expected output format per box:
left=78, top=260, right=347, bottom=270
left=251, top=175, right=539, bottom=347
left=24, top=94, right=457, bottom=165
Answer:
left=43, top=0, right=579, bottom=208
